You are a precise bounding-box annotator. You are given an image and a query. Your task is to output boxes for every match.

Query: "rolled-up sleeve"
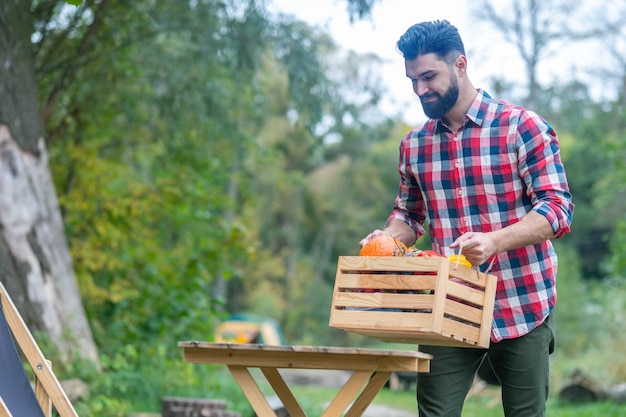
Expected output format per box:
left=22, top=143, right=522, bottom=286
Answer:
left=518, top=112, right=574, bottom=238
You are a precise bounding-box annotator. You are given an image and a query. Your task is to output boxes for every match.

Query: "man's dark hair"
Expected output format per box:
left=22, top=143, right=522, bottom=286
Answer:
left=397, top=20, right=465, bottom=64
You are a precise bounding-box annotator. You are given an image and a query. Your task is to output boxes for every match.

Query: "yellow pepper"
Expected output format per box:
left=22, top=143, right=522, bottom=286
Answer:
left=447, top=254, right=472, bottom=268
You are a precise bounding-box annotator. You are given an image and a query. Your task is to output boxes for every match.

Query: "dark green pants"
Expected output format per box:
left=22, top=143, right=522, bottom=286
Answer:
left=417, top=315, right=555, bottom=417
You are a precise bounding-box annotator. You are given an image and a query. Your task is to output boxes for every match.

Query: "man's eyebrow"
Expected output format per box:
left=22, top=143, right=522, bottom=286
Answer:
left=407, top=70, right=436, bottom=80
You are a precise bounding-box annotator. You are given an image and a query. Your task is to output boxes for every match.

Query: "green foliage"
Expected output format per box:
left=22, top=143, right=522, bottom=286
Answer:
left=345, top=0, right=378, bottom=19
left=580, top=278, right=626, bottom=382
left=608, top=220, right=626, bottom=277
left=41, top=0, right=267, bottom=355
left=551, top=242, right=588, bottom=354
left=52, top=138, right=241, bottom=351
left=56, top=344, right=252, bottom=416
left=551, top=264, right=626, bottom=384
left=552, top=106, right=617, bottom=279
left=603, top=110, right=626, bottom=278
left=35, top=0, right=401, bottom=359
left=550, top=241, right=626, bottom=383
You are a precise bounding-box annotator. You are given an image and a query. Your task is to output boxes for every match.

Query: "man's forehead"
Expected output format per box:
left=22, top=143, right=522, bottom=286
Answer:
left=405, top=53, right=447, bottom=77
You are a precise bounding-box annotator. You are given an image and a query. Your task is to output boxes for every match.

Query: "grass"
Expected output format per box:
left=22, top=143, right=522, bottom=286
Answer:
left=68, top=356, right=624, bottom=417
left=287, top=384, right=625, bottom=417
left=215, top=369, right=625, bottom=417
left=73, top=357, right=624, bottom=417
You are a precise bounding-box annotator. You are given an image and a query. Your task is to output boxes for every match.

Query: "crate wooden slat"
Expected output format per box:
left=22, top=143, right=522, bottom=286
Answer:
left=329, top=256, right=497, bottom=348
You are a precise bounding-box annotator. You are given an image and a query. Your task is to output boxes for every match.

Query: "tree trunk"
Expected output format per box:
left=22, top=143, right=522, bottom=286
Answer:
left=558, top=369, right=605, bottom=404
left=0, top=0, right=99, bottom=366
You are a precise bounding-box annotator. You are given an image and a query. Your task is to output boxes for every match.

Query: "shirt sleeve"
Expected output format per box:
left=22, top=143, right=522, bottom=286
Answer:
left=516, top=111, right=574, bottom=238
left=386, top=132, right=428, bottom=238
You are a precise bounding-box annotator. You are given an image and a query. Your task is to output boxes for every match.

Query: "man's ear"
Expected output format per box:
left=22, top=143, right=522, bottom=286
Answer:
left=455, top=55, right=468, bottom=75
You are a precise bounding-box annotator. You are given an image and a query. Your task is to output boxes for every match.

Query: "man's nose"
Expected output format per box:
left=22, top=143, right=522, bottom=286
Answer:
left=414, top=80, right=428, bottom=96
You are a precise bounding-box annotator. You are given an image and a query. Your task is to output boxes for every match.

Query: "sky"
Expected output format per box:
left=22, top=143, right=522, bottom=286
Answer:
left=266, top=0, right=608, bottom=126
left=266, top=0, right=490, bottom=125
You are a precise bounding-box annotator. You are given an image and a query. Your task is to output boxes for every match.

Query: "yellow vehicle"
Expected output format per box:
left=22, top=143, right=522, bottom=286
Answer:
left=214, top=313, right=285, bottom=345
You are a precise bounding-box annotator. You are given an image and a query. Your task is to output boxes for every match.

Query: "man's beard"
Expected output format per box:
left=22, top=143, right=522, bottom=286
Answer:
left=420, top=76, right=459, bottom=120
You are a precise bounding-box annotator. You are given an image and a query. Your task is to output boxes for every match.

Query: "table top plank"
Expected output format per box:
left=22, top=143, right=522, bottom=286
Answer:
left=179, top=342, right=431, bottom=373
left=178, top=342, right=431, bottom=357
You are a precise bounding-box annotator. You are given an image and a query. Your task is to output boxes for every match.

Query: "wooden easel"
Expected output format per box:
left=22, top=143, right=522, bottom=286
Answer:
left=0, top=282, right=79, bottom=417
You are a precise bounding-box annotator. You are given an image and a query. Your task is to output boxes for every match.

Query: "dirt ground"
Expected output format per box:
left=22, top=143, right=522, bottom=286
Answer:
left=360, top=404, right=418, bottom=417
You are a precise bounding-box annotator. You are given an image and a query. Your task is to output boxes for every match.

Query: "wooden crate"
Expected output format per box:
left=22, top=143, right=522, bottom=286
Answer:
left=329, top=256, right=497, bottom=348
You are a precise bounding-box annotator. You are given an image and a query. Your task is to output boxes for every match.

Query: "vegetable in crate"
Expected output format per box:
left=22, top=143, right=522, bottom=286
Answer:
left=447, top=253, right=472, bottom=268
left=359, top=234, right=408, bottom=256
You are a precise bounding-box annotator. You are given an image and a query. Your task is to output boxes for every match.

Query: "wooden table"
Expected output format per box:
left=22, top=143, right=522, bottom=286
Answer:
left=178, top=342, right=431, bottom=417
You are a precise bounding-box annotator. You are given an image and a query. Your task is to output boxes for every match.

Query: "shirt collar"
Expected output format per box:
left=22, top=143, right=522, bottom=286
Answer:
left=434, top=89, right=490, bottom=132
left=466, top=89, right=491, bottom=127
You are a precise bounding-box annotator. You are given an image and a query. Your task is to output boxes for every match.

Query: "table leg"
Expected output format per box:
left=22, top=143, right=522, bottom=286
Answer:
left=320, top=370, right=374, bottom=417
left=228, top=365, right=278, bottom=417
left=261, top=367, right=306, bottom=417
left=344, top=371, right=392, bottom=417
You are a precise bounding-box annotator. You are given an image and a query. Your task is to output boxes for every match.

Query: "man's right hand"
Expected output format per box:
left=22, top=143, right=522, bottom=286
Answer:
left=359, top=220, right=417, bottom=248
left=359, top=229, right=388, bottom=248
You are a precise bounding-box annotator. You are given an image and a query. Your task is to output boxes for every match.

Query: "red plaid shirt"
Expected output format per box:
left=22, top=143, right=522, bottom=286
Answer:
left=387, top=90, right=574, bottom=342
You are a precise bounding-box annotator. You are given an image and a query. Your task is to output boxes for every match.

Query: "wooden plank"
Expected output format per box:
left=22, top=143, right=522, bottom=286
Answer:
left=339, top=256, right=490, bottom=288
left=0, top=397, right=14, bottom=417
left=443, top=299, right=483, bottom=325
left=261, top=368, right=306, bottom=417
left=447, top=265, right=490, bottom=289
left=179, top=342, right=430, bottom=357
left=478, top=267, right=498, bottom=348
left=321, top=370, right=372, bottom=417
left=332, top=314, right=488, bottom=348
left=345, top=329, right=482, bottom=350
left=376, top=332, right=476, bottom=348
left=335, top=274, right=437, bottom=292
left=344, top=371, right=391, bottom=417
left=330, top=310, right=434, bottom=333
left=332, top=292, right=435, bottom=310
left=446, top=281, right=486, bottom=306
left=180, top=343, right=431, bottom=373
left=34, top=361, right=53, bottom=417
left=228, top=366, right=278, bottom=417
left=343, top=315, right=481, bottom=347
left=430, top=260, right=449, bottom=334
left=183, top=347, right=425, bottom=373
left=338, top=256, right=443, bottom=273
left=441, top=317, right=481, bottom=342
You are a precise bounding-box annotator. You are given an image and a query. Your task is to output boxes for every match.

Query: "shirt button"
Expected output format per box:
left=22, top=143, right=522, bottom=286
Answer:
left=454, top=136, right=460, bottom=141
left=458, top=189, right=464, bottom=196
left=454, top=160, right=461, bottom=168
